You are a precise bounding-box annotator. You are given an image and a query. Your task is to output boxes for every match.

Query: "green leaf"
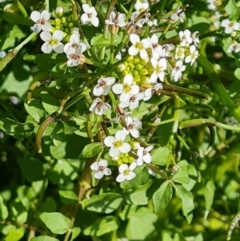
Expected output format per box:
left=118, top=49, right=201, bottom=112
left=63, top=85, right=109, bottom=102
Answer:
left=91, top=32, right=123, bottom=47
left=125, top=180, right=152, bottom=205
left=204, top=180, right=215, bottom=212
left=18, top=157, right=43, bottom=182
left=151, top=146, right=170, bottom=165
left=120, top=166, right=149, bottom=189
left=24, top=100, right=45, bottom=123
left=0, top=118, right=35, bottom=139
left=153, top=181, right=173, bottom=213
left=10, top=200, right=28, bottom=224
left=40, top=212, right=72, bottom=235
left=84, top=216, right=119, bottom=236
left=225, top=0, right=240, bottom=20
left=0, top=195, right=9, bottom=220
left=70, top=227, right=81, bottom=241
left=5, top=227, right=24, bottom=241
left=58, top=190, right=78, bottom=205
left=51, top=122, right=64, bottom=146
left=31, top=236, right=60, bottom=241
left=172, top=168, right=190, bottom=184
left=174, top=185, right=194, bottom=224
left=126, top=207, right=158, bottom=240
left=41, top=91, right=59, bottom=115
left=80, top=142, right=103, bottom=158
left=0, top=11, right=32, bottom=25
left=82, top=193, right=123, bottom=214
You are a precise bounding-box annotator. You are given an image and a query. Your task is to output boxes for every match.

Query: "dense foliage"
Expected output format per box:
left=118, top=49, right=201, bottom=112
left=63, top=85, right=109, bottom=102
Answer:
left=0, top=0, right=240, bottom=241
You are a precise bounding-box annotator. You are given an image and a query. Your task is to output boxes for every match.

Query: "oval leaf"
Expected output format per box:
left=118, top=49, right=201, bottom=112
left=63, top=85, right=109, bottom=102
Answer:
left=80, top=142, right=102, bottom=158
left=40, top=212, right=71, bottom=235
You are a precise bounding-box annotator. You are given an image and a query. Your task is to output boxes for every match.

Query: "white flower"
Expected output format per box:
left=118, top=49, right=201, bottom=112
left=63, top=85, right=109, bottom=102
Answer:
left=150, top=57, right=167, bottom=83
left=134, top=1, right=149, bottom=14
left=112, top=74, right=140, bottom=102
left=172, top=60, right=186, bottom=82
left=128, top=34, right=151, bottom=59
left=104, top=130, right=131, bottom=157
left=227, top=42, right=240, bottom=53
left=89, top=98, right=111, bottom=115
left=93, top=77, right=116, bottom=96
left=137, top=145, right=153, bottom=166
left=105, top=11, right=127, bottom=27
left=81, top=4, right=99, bottom=27
left=185, top=45, right=199, bottom=65
left=64, top=45, right=87, bottom=67
left=207, top=0, right=217, bottom=10
left=143, top=83, right=163, bottom=101
left=175, top=46, right=185, bottom=60
left=123, top=116, right=142, bottom=138
left=64, top=33, right=82, bottom=52
left=0, top=51, right=6, bottom=58
left=179, top=29, right=193, bottom=47
left=116, top=162, right=137, bottom=182
left=119, top=92, right=144, bottom=110
left=171, top=8, right=184, bottom=23
left=163, top=44, right=174, bottom=57
left=30, top=10, right=52, bottom=33
left=40, top=30, right=64, bottom=53
left=221, top=19, right=240, bottom=34
left=90, top=159, right=112, bottom=179
left=191, top=31, right=200, bottom=46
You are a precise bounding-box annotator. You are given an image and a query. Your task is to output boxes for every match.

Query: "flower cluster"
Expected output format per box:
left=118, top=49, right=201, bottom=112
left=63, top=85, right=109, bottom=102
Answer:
left=30, top=1, right=200, bottom=183
left=30, top=4, right=99, bottom=66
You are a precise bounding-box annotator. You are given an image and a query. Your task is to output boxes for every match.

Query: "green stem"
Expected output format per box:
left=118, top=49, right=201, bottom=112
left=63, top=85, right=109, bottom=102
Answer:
left=14, top=0, right=28, bottom=18
left=110, top=34, right=115, bottom=64
left=180, top=118, right=240, bottom=131
left=198, top=55, right=240, bottom=123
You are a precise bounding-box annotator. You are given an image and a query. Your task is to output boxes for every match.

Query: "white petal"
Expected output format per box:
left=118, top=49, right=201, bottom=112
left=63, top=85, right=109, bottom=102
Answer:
left=54, top=43, right=64, bottom=53
left=104, top=136, right=115, bottom=147
left=109, top=147, right=120, bottom=157
left=40, top=31, right=51, bottom=41
left=124, top=74, right=134, bottom=85
left=53, top=30, right=64, bottom=41
left=129, top=162, right=137, bottom=170
left=33, top=24, right=41, bottom=33
left=41, top=43, right=52, bottom=53
left=42, top=22, right=52, bottom=31
left=128, top=45, right=139, bottom=56
left=91, top=17, right=99, bottom=27
left=82, top=4, right=90, bottom=13
left=119, top=142, right=131, bottom=153
left=130, top=129, right=139, bottom=138
left=105, top=77, right=116, bottom=86
left=104, top=168, right=112, bottom=176
left=116, top=174, right=125, bottom=182
left=98, top=159, right=108, bottom=167
left=95, top=171, right=104, bottom=179
left=137, top=157, right=144, bottom=166
left=81, top=14, right=89, bottom=24
left=30, top=11, right=41, bottom=22
left=41, top=10, right=51, bottom=21
left=112, top=83, right=123, bottom=94
left=116, top=130, right=126, bottom=141
left=130, top=34, right=140, bottom=44
left=93, top=85, right=104, bottom=96
left=119, top=164, right=128, bottom=173
left=90, top=162, right=98, bottom=171
left=126, top=172, right=136, bottom=180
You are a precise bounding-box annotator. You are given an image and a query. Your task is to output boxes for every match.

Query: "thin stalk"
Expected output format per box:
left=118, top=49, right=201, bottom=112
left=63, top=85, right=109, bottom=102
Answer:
left=14, top=0, right=28, bottom=18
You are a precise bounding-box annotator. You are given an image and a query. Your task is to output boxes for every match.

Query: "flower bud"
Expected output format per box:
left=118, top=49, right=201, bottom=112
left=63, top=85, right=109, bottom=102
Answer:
left=61, top=17, right=67, bottom=24
left=55, top=6, right=64, bottom=18
left=55, top=18, right=61, bottom=26
left=129, top=141, right=140, bottom=150
left=140, top=68, right=148, bottom=76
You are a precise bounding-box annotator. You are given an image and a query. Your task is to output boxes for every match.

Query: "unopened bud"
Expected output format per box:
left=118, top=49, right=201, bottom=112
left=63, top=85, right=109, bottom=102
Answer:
left=55, top=6, right=64, bottom=18
left=61, top=17, right=66, bottom=24
left=55, top=18, right=61, bottom=26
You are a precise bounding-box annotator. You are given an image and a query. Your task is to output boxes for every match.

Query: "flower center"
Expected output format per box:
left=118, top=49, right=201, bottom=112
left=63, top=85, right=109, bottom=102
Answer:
left=98, top=166, right=104, bottom=172
left=113, top=140, right=123, bottom=148
left=48, top=38, right=58, bottom=46
left=135, top=42, right=144, bottom=50
left=70, top=53, right=80, bottom=60
left=38, top=19, right=45, bottom=25
left=100, top=80, right=106, bottom=87
left=123, top=169, right=130, bottom=176
left=123, top=84, right=131, bottom=93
